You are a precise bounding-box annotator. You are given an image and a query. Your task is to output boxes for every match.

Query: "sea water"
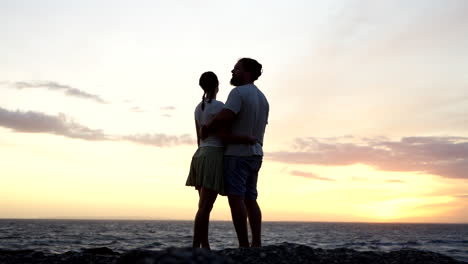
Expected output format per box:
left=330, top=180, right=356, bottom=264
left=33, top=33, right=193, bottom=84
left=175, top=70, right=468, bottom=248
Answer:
left=0, top=220, right=467, bottom=262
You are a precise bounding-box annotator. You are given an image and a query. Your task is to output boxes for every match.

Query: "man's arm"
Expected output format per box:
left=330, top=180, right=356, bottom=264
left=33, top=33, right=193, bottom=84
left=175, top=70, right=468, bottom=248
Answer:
left=219, top=133, right=257, bottom=145
left=201, top=108, right=236, bottom=139
left=216, top=123, right=257, bottom=145
left=214, top=108, right=236, bottom=124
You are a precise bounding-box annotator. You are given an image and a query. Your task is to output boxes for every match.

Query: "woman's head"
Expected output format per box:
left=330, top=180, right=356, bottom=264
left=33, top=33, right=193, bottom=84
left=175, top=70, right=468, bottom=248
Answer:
left=200, top=71, right=219, bottom=94
left=199, top=71, right=219, bottom=110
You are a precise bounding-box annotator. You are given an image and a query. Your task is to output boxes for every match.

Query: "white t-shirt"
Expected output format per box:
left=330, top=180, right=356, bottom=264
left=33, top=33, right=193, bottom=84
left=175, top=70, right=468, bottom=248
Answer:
left=224, top=83, right=269, bottom=156
left=194, top=99, right=224, bottom=147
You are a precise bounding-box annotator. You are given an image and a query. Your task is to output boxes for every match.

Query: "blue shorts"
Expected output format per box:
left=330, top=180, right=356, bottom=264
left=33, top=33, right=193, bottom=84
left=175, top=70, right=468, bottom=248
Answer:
left=224, top=156, right=263, bottom=200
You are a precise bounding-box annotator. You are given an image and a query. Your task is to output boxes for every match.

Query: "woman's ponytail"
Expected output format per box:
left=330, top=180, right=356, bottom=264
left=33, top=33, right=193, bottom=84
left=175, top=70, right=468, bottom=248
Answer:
left=201, top=93, right=206, bottom=111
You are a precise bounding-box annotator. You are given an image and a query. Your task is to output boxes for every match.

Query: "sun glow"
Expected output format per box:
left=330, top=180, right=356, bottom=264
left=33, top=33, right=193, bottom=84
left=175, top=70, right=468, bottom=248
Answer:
left=355, top=196, right=456, bottom=221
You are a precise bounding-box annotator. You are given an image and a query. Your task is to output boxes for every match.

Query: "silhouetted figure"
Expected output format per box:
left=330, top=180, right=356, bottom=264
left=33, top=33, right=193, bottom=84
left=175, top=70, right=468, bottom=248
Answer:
left=186, top=71, right=256, bottom=249
left=202, top=58, right=269, bottom=247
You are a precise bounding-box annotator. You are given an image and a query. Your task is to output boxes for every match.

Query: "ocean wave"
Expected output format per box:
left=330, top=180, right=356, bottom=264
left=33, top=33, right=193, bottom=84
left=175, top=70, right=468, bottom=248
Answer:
left=402, top=241, right=421, bottom=246
left=430, top=240, right=447, bottom=244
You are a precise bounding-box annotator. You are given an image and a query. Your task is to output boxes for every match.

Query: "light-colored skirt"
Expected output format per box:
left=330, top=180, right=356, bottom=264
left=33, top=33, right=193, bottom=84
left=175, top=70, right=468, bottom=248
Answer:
left=186, top=146, right=225, bottom=195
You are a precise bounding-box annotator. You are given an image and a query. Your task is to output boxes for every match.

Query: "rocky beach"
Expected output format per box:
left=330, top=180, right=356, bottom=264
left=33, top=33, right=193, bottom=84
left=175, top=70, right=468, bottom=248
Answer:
left=1, top=243, right=466, bottom=264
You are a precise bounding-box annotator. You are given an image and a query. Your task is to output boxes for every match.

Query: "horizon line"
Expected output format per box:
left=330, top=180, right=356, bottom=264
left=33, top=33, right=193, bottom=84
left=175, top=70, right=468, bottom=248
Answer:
left=0, top=217, right=467, bottom=225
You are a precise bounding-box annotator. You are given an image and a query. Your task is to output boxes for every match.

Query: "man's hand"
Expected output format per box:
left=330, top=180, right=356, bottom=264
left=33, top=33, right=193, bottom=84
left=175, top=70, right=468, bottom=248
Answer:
left=246, top=136, right=258, bottom=145
left=200, top=125, right=209, bottom=140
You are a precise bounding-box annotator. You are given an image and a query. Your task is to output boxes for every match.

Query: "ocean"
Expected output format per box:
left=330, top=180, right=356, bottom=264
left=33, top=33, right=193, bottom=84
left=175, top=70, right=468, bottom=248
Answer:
left=0, top=220, right=467, bottom=262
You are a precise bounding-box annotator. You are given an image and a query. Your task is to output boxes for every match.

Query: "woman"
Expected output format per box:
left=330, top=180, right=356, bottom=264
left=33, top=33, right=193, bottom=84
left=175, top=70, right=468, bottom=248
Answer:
left=186, top=71, right=254, bottom=248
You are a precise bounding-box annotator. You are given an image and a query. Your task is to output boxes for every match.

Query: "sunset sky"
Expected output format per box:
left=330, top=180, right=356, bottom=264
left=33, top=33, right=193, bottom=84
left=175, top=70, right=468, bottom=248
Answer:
left=1, top=0, right=467, bottom=223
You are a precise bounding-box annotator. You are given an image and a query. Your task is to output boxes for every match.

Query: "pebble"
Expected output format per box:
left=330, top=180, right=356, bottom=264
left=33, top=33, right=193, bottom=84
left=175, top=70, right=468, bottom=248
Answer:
left=0, top=242, right=466, bottom=264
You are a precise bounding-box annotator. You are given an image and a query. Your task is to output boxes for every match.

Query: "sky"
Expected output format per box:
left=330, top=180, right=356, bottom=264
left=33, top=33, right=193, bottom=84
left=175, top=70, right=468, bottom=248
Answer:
left=1, top=0, right=468, bottom=223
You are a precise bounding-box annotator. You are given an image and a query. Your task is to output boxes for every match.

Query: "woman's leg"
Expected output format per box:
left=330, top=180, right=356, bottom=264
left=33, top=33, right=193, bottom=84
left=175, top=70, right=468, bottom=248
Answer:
left=193, top=187, right=218, bottom=249
left=192, top=189, right=202, bottom=248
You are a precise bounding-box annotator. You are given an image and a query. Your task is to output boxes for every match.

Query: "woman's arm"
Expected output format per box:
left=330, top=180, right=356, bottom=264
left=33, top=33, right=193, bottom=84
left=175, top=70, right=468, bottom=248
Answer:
left=195, top=120, right=200, bottom=147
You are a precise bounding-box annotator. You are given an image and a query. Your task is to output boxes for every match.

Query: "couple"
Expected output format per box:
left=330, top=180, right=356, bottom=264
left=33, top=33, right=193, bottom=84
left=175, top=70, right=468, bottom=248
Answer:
left=186, top=58, right=269, bottom=249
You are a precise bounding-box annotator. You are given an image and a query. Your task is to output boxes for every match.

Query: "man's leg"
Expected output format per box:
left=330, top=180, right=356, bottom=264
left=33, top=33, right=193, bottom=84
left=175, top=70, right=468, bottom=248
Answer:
left=244, top=156, right=263, bottom=247
left=245, top=199, right=262, bottom=247
left=224, top=156, right=250, bottom=247
left=228, top=194, right=249, bottom=247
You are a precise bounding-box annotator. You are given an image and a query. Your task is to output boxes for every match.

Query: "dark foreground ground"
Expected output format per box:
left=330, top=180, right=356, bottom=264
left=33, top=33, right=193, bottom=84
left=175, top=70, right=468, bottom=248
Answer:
left=0, top=243, right=466, bottom=264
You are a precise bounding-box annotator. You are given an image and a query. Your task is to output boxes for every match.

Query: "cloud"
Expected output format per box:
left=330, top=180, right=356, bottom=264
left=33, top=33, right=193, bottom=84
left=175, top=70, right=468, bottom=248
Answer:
left=268, top=136, right=468, bottom=179
left=130, top=106, right=145, bottom=113
left=123, top=133, right=194, bottom=147
left=160, top=106, right=176, bottom=111
left=290, top=170, right=335, bottom=181
left=386, top=180, right=405, bottom=183
left=159, top=106, right=176, bottom=117
left=0, top=106, right=195, bottom=146
left=8, top=81, right=108, bottom=104
left=0, top=107, right=107, bottom=140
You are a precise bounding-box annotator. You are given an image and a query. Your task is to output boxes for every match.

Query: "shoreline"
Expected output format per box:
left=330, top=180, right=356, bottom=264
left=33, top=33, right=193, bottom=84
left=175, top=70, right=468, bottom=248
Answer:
left=1, top=243, right=466, bottom=264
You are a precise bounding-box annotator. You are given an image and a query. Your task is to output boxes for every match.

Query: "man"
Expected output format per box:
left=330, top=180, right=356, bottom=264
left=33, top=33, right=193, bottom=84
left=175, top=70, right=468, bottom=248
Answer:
left=202, top=58, right=269, bottom=247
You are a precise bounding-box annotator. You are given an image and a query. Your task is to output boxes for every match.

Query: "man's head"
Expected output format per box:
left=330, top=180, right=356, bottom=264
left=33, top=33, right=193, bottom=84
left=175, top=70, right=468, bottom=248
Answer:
left=230, top=58, right=262, bottom=86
